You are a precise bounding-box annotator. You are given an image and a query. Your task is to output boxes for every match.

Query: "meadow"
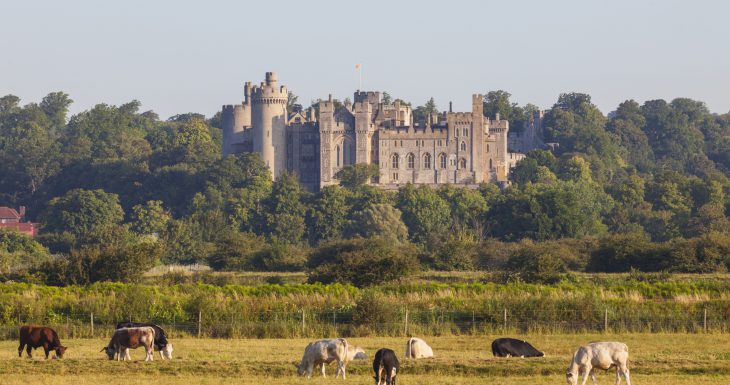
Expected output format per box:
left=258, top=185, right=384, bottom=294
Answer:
left=1, top=334, right=730, bottom=384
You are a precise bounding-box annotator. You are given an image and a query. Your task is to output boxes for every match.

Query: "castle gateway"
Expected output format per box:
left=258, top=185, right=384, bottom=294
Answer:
left=222, top=72, right=527, bottom=191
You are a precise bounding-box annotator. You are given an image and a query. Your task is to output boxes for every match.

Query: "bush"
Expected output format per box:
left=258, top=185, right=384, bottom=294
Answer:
left=308, top=238, right=419, bottom=287
left=207, top=232, right=268, bottom=271
left=506, top=240, right=569, bottom=283
left=588, top=233, right=667, bottom=272
left=352, top=290, right=399, bottom=328
left=666, top=232, right=730, bottom=273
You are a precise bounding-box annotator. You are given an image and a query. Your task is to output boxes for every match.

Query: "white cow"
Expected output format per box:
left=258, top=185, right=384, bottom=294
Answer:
left=405, top=337, right=433, bottom=359
left=566, top=342, right=630, bottom=385
left=102, top=327, right=155, bottom=362
left=296, top=338, right=349, bottom=379
left=347, top=345, right=367, bottom=361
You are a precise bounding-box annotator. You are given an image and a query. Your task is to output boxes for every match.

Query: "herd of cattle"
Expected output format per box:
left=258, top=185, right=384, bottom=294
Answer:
left=17, top=325, right=631, bottom=385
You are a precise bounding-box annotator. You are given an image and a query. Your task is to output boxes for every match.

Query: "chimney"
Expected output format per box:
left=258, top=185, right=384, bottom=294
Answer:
left=449, top=101, right=453, bottom=113
left=19, top=206, right=26, bottom=219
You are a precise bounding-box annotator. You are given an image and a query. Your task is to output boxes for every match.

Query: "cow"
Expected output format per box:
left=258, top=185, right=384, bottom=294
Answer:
left=116, top=321, right=173, bottom=359
left=18, top=325, right=67, bottom=359
left=102, top=326, right=155, bottom=362
left=295, top=338, right=349, bottom=379
left=405, top=337, right=433, bottom=359
left=348, top=345, right=367, bottom=361
left=566, top=342, right=630, bottom=385
left=373, top=348, right=399, bottom=385
left=491, top=337, right=544, bottom=358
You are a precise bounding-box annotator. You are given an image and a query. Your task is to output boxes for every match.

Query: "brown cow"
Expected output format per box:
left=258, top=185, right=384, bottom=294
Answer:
left=102, top=326, right=155, bottom=361
left=18, top=325, right=67, bottom=359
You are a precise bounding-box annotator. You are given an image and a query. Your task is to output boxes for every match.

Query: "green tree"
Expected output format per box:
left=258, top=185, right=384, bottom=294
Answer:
left=42, top=189, right=124, bottom=238
left=307, top=185, right=351, bottom=245
left=130, top=200, right=172, bottom=235
left=334, top=163, right=380, bottom=190
left=264, top=173, right=307, bottom=244
left=396, top=184, right=451, bottom=243
left=40, top=92, right=73, bottom=129
left=350, top=203, right=409, bottom=243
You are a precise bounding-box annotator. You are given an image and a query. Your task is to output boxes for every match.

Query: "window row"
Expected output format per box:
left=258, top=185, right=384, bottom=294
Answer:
left=390, top=153, right=467, bottom=170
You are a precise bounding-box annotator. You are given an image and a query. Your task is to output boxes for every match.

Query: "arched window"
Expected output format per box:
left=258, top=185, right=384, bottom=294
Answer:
left=407, top=153, right=415, bottom=169
left=439, top=153, right=447, bottom=169
left=391, top=154, right=399, bottom=169
left=459, top=158, right=467, bottom=169
left=489, top=158, right=493, bottom=169
left=336, top=145, right=341, bottom=167
left=423, top=153, right=432, bottom=169
left=463, top=128, right=468, bottom=137
left=487, top=144, right=490, bottom=152
left=460, top=141, right=466, bottom=151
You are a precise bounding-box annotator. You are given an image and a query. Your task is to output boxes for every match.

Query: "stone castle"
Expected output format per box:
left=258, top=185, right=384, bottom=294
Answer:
left=222, top=72, right=539, bottom=191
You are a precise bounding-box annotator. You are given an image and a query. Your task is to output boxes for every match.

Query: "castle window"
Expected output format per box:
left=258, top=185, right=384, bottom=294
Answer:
left=487, top=144, right=490, bottom=152
left=391, top=154, right=399, bottom=169
left=460, top=141, right=466, bottom=151
left=438, top=140, right=442, bottom=146
left=400, top=140, right=403, bottom=146
left=439, top=153, right=447, bottom=169
left=407, top=153, right=415, bottom=169
left=394, top=140, right=397, bottom=147
left=336, top=145, right=341, bottom=167
left=393, top=173, right=399, bottom=181
left=463, top=128, right=468, bottom=137
left=416, top=140, right=419, bottom=147
left=489, top=159, right=493, bottom=169
left=459, top=158, right=467, bottom=169
left=423, top=153, right=432, bottom=169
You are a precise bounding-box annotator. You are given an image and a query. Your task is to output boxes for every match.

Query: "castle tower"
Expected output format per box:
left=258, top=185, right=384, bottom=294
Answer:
left=222, top=82, right=253, bottom=156
left=471, top=94, right=485, bottom=183
left=251, top=72, right=288, bottom=178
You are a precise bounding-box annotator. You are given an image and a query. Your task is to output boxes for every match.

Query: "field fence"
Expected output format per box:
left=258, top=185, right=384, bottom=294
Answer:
left=1, top=306, right=727, bottom=340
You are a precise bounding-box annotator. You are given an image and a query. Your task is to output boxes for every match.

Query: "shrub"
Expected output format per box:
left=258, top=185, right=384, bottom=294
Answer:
left=308, top=238, right=419, bottom=287
left=588, top=233, right=667, bottom=272
left=506, top=240, right=569, bottom=283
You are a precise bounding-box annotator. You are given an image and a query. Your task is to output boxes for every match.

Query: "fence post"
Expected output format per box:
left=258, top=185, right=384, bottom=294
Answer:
left=333, top=310, right=336, bottom=328
left=472, top=311, right=475, bottom=334
left=604, top=308, right=609, bottom=333
left=301, top=310, right=306, bottom=336
left=503, top=308, right=507, bottom=331
left=90, top=312, right=94, bottom=337
left=197, top=310, right=202, bottom=338
left=404, top=309, right=409, bottom=336
left=704, top=308, right=708, bottom=333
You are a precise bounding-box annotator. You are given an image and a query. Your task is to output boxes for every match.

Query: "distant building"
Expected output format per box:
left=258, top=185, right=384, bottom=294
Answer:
left=0, top=206, right=38, bottom=237
left=222, top=72, right=542, bottom=191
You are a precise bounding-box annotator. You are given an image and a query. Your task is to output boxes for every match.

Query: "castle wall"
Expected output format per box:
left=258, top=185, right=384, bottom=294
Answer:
left=251, top=72, right=288, bottom=179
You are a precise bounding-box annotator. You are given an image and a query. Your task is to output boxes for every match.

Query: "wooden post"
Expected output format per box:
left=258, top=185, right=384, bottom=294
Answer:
left=503, top=308, right=507, bottom=331
left=704, top=308, right=708, bottom=333
left=90, top=312, right=94, bottom=337
left=604, top=308, right=609, bottom=333
left=404, top=309, right=409, bottom=336
left=197, top=310, right=202, bottom=338
left=333, top=310, right=336, bottom=328
left=472, top=311, right=475, bottom=333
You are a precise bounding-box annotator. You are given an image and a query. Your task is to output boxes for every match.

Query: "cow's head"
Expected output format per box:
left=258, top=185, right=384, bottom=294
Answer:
left=294, top=363, right=306, bottom=376
left=101, top=346, right=115, bottom=360
left=162, top=343, right=174, bottom=360
left=54, top=346, right=67, bottom=359
left=566, top=370, right=578, bottom=385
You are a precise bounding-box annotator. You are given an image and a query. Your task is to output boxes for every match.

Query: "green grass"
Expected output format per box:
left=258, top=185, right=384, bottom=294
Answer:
left=1, top=334, right=729, bottom=384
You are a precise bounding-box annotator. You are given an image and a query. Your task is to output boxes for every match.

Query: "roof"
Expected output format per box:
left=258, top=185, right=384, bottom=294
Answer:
left=0, top=207, right=21, bottom=220
left=0, top=222, right=37, bottom=236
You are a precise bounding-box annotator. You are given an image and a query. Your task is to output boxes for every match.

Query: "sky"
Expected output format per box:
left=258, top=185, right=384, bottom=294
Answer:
left=1, top=0, right=729, bottom=119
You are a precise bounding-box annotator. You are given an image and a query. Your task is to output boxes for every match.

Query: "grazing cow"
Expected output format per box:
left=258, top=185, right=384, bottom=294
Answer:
left=373, top=348, right=399, bottom=385
left=347, top=345, right=367, bottom=361
left=405, top=337, right=433, bottom=359
left=566, top=342, right=630, bottom=385
left=296, top=338, right=349, bottom=379
left=116, top=321, right=173, bottom=359
left=491, top=338, right=544, bottom=358
left=18, top=326, right=67, bottom=359
left=103, top=326, right=155, bottom=362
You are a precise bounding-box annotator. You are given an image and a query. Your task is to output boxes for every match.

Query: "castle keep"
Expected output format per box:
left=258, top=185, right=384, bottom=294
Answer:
left=222, top=72, right=529, bottom=191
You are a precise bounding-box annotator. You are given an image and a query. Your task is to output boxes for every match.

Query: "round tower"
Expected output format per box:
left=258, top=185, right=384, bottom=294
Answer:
left=251, top=71, right=288, bottom=178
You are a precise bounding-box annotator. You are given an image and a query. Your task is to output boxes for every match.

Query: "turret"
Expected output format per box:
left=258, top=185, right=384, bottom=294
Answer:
left=251, top=71, right=288, bottom=178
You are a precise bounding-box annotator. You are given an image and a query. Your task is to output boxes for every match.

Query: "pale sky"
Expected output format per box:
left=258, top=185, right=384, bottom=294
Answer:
left=1, top=0, right=729, bottom=119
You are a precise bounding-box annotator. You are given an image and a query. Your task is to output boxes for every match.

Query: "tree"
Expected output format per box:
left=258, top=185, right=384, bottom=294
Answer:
left=287, top=92, right=299, bottom=112
left=334, top=163, right=379, bottom=190
left=381, top=92, right=392, bottom=104
left=350, top=203, right=409, bottom=243
left=130, top=200, right=172, bottom=235
left=307, top=185, right=351, bottom=245
left=207, top=231, right=268, bottom=271
left=264, top=172, right=307, bottom=244
left=506, top=241, right=569, bottom=283
left=40, top=92, right=73, bottom=129
left=608, top=100, right=654, bottom=172
left=42, top=189, right=124, bottom=238
left=396, top=184, right=451, bottom=243
left=307, top=238, right=419, bottom=287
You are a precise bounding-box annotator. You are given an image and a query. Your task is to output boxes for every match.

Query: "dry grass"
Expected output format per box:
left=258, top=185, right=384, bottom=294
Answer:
left=1, top=334, right=729, bottom=384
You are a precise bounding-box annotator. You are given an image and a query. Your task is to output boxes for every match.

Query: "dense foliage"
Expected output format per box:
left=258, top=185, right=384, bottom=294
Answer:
left=0, top=91, right=729, bottom=285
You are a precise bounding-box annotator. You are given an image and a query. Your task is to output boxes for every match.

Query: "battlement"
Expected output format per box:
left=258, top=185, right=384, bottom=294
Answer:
left=354, top=91, right=380, bottom=105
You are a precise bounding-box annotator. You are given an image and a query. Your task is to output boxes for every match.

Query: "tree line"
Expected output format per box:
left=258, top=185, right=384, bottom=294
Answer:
left=0, top=91, right=729, bottom=286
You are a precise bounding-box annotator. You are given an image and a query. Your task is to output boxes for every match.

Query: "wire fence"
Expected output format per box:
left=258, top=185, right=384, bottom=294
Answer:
left=1, top=306, right=727, bottom=340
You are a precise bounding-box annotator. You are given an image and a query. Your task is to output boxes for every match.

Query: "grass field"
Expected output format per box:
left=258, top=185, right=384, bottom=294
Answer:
left=1, top=334, right=730, bottom=384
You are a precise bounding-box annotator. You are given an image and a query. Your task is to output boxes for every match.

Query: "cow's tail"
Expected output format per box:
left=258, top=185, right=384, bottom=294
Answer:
left=340, top=338, right=349, bottom=365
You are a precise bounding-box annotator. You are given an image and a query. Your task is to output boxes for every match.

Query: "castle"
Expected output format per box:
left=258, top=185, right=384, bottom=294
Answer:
left=222, top=72, right=536, bottom=191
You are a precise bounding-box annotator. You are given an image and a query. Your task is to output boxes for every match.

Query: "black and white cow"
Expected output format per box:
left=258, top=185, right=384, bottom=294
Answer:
left=116, top=321, right=173, bottom=359
left=373, top=348, right=399, bottom=385
left=491, top=338, right=544, bottom=358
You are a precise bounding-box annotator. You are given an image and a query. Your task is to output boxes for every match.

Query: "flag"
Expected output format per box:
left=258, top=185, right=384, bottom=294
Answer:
left=355, top=64, right=361, bottom=70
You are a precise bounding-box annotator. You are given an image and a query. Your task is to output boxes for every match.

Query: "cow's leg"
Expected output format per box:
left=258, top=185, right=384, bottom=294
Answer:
left=580, top=365, right=591, bottom=385
left=620, top=364, right=630, bottom=385
left=26, top=345, right=33, bottom=358
left=590, top=369, right=598, bottom=385
left=125, top=348, right=131, bottom=361
left=319, top=362, right=326, bottom=377
left=306, top=362, right=314, bottom=379
left=18, top=342, right=24, bottom=358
